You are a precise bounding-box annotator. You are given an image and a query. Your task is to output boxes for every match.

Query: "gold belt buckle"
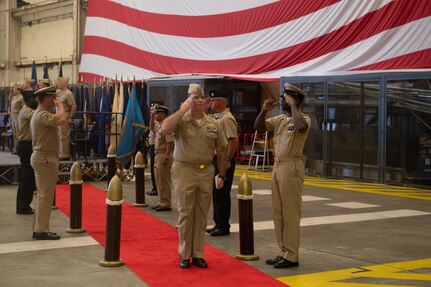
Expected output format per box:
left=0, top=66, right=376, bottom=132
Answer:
left=198, top=164, right=205, bottom=169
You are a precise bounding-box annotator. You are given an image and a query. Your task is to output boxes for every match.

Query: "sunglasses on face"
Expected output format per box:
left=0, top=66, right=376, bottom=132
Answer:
left=282, top=90, right=304, bottom=100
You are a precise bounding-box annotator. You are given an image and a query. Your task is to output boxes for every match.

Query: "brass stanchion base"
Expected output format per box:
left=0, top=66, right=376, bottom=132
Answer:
left=235, top=254, right=259, bottom=261
left=66, top=228, right=86, bottom=234
left=51, top=206, right=58, bottom=210
left=99, top=259, right=124, bottom=267
left=133, top=203, right=148, bottom=207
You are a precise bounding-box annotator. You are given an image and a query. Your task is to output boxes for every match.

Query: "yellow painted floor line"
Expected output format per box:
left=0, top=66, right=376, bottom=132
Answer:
left=234, top=165, right=431, bottom=201
left=277, top=258, right=431, bottom=287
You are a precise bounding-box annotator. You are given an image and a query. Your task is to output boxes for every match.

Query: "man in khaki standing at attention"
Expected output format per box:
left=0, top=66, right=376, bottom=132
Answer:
left=161, top=83, right=227, bottom=269
left=206, top=90, right=238, bottom=236
left=9, top=84, right=24, bottom=154
left=16, top=90, right=38, bottom=214
left=254, top=83, right=310, bottom=269
left=56, top=77, right=76, bottom=160
left=31, top=85, right=68, bottom=240
left=151, top=104, right=174, bottom=212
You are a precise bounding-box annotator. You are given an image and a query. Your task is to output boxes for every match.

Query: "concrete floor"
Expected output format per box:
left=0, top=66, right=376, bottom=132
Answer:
left=1, top=163, right=431, bottom=287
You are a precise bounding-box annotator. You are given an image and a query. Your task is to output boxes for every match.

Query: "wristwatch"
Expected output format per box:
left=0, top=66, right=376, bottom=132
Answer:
left=226, top=157, right=231, bottom=162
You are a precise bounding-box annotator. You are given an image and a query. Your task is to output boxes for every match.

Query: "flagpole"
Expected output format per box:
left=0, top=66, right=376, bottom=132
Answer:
left=131, top=80, right=136, bottom=176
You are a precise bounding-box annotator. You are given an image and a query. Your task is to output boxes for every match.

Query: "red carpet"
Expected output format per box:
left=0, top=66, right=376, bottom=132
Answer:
left=56, top=183, right=288, bottom=287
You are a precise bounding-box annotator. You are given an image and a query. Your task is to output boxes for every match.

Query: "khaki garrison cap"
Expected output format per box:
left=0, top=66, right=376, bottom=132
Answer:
left=187, top=83, right=203, bottom=96
left=58, top=76, right=70, bottom=83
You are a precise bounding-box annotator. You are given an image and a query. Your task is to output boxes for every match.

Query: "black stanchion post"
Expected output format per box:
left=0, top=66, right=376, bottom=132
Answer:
left=235, top=173, right=259, bottom=261
left=99, top=175, right=124, bottom=267
left=66, top=162, right=85, bottom=234
left=133, top=151, right=148, bottom=207
left=107, top=145, right=116, bottom=191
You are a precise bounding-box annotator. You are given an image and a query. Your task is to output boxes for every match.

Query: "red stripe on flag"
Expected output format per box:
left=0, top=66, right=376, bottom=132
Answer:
left=87, top=0, right=341, bottom=37
left=82, top=0, right=431, bottom=75
left=354, top=48, right=431, bottom=70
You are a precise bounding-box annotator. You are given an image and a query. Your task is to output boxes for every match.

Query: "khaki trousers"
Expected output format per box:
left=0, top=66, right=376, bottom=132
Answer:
left=154, top=153, right=173, bottom=208
left=31, top=152, right=59, bottom=233
left=58, top=121, right=71, bottom=158
left=11, top=114, right=19, bottom=151
left=172, top=162, right=214, bottom=259
left=272, top=159, right=304, bottom=262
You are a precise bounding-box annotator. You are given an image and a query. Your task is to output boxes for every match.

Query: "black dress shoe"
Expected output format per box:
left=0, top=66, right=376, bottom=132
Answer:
left=206, top=225, right=217, bottom=233
left=192, top=258, right=208, bottom=268
left=146, top=190, right=158, bottom=196
left=273, top=258, right=299, bottom=269
left=32, top=232, right=61, bottom=240
left=210, top=228, right=230, bottom=236
left=265, top=255, right=283, bottom=265
left=179, top=258, right=191, bottom=269
left=155, top=206, right=172, bottom=212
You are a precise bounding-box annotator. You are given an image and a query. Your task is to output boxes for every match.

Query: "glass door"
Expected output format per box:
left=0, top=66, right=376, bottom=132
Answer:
left=325, top=81, right=380, bottom=180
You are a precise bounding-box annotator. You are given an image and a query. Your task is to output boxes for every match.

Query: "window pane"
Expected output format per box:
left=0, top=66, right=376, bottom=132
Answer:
left=386, top=79, right=431, bottom=183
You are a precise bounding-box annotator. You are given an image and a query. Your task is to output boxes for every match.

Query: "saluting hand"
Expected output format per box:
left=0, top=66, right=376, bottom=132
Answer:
left=262, top=99, right=277, bottom=111
left=180, top=97, right=192, bottom=113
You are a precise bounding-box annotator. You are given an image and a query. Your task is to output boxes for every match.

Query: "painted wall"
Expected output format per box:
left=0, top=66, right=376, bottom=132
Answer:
left=20, top=18, right=73, bottom=61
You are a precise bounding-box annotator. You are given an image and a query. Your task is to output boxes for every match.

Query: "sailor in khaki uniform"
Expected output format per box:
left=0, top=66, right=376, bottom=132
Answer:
left=151, top=104, right=174, bottom=211
left=9, top=84, right=24, bottom=153
left=206, top=90, right=238, bottom=236
left=254, top=83, right=311, bottom=269
left=161, top=83, right=227, bottom=269
left=16, top=90, right=38, bottom=214
left=146, top=113, right=158, bottom=196
left=56, top=77, right=76, bottom=159
left=31, top=85, right=68, bottom=240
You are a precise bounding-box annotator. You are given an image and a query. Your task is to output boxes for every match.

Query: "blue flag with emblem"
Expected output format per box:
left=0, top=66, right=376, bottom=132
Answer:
left=97, top=85, right=107, bottom=156
left=116, top=84, right=146, bottom=165
left=43, top=58, right=49, bottom=79
left=31, top=60, right=37, bottom=90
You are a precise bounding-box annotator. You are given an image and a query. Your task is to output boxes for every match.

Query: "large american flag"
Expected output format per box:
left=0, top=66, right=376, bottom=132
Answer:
left=79, top=0, right=431, bottom=82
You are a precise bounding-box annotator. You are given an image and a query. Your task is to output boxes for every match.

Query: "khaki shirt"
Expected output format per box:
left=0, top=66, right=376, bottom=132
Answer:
left=173, top=111, right=227, bottom=164
left=11, top=94, right=24, bottom=116
left=149, top=126, right=156, bottom=145
left=31, top=105, right=59, bottom=155
left=155, top=121, right=174, bottom=153
left=214, top=108, right=237, bottom=142
left=17, top=105, right=35, bottom=141
left=265, top=114, right=311, bottom=160
left=59, top=89, right=76, bottom=114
